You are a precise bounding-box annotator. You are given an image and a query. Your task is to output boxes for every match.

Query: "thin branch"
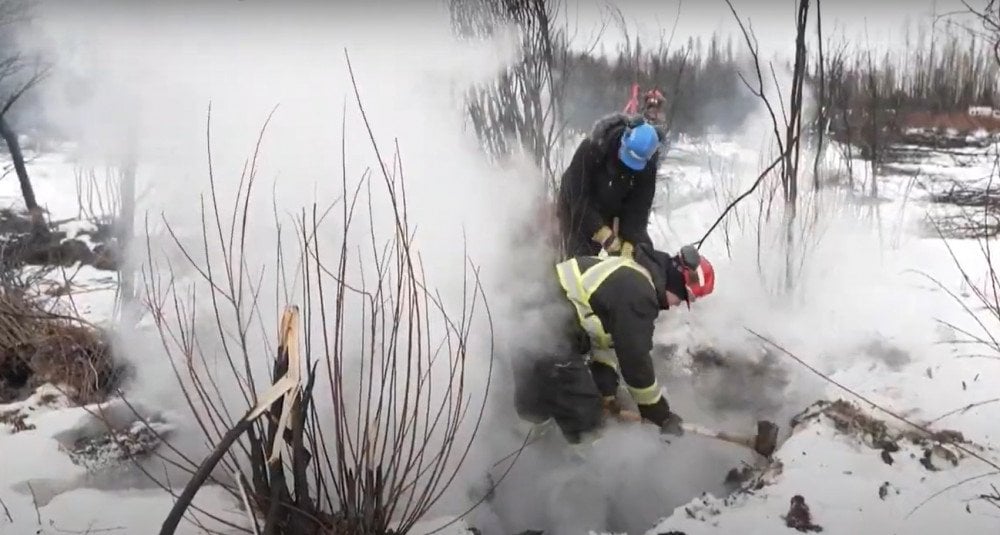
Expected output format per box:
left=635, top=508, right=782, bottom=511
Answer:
left=747, top=328, right=1000, bottom=473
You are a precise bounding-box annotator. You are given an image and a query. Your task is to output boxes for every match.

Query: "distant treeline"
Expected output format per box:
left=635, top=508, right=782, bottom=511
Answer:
left=560, top=20, right=999, bottom=139
left=828, top=22, right=998, bottom=115
left=561, top=34, right=760, bottom=137
left=824, top=20, right=999, bottom=143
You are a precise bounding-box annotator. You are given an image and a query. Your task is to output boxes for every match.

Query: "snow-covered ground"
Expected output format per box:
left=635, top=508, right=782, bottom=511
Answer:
left=0, top=150, right=248, bottom=534
left=3, top=137, right=1000, bottom=535
left=641, top=139, right=1000, bottom=534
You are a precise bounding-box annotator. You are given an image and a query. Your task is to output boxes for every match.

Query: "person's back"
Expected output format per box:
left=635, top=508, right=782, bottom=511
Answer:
left=556, top=114, right=660, bottom=258
left=513, top=244, right=716, bottom=443
left=556, top=245, right=702, bottom=431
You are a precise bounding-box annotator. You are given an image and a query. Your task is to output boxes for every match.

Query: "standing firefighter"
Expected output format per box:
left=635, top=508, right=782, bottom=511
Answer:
left=623, top=84, right=669, bottom=144
left=641, top=88, right=670, bottom=149
left=641, top=88, right=666, bottom=125
left=557, top=114, right=662, bottom=258
left=513, top=242, right=715, bottom=444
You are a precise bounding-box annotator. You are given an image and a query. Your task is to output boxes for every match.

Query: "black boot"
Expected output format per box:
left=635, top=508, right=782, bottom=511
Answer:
left=639, top=397, right=685, bottom=436
left=659, top=410, right=685, bottom=437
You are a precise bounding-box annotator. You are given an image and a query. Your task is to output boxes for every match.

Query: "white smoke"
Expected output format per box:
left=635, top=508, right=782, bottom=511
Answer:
left=16, top=2, right=965, bottom=534
left=20, top=0, right=564, bottom=529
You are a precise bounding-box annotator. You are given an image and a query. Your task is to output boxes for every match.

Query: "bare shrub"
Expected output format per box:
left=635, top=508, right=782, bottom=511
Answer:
left=74, top=166, right=123, bottom=227
left=0, top=227, right=119, bottom=405
left=921, top=146, right=1000, bottom=359
left=149, top=65, right=493, bottom=534
left=0, top=286, right=119, bottom=405
left=450, top=0, right=572, bottom=192
left=698, top=0, right=816, bottom=296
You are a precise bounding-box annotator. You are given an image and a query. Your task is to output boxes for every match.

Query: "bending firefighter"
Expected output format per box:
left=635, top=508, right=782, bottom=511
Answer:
left=513, top=242, right=715, bottom=443
left=557, top=113, right=662, bottom=259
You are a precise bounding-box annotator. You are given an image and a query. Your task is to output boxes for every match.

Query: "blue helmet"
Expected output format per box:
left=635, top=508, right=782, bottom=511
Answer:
left=618, top=123, right=659, bottom=171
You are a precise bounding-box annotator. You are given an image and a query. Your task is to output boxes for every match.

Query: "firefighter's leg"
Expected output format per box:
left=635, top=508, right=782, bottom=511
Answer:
left=544, top=355, right=604, bottom=444
left=512, top=355, right=551, bottom=424
left=588, top=347, right=621, bottom=412
left=616, top=350, right=681, bottom=432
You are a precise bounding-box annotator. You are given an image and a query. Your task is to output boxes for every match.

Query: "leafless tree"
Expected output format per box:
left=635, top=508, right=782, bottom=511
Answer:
left=0, top=0, right=51, bottom=227
left=917, top=147, right=1000, bottom=362
left=823, top=38, right=855, bottom=189
left=449, top=0, right=580, bottom=195
left=114, top=125, right=138, bottom=325
left=964, top=0, right=999, bottom=65
left=721, top=0, right=815, bottom=293
left=863, top=43, right=881, bottom=201
left=811, top=0, right=826, bottom=190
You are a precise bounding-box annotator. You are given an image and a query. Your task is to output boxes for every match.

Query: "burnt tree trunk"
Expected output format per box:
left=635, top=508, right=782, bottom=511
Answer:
left=0, top=114, right=41, bottom=223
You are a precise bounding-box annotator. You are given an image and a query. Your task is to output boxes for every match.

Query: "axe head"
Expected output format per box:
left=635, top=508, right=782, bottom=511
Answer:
left=754, top=420, right=780, bottom=457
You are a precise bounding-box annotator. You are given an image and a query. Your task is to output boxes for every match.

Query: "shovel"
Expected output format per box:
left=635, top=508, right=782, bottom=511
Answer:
left=609, top=409, right=780, bottom=458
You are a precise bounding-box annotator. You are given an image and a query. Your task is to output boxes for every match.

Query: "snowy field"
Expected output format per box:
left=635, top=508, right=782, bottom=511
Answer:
left=642, top=140, right=1000, bottom=534
left=2, top=137, right=1000, bottom=535
left=0, top=150, right=248, bottom=534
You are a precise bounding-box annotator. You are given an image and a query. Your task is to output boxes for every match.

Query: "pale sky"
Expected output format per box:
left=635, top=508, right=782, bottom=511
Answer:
left=564, top=0, right=979, bottom=59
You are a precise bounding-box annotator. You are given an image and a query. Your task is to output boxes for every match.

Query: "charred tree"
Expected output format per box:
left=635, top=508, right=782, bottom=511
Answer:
left=449, top=0, right=572, bottom=193
left=0, top=0, right=50, bottom=227
left=0, top=114, right=37, bottom=219
left=723, top=0, right=815, bottom=294
left=812, top=0, right=826, bottom=190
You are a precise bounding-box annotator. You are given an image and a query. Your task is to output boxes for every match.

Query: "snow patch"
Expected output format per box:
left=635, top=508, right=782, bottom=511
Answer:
left=650, top=401, right=1000, bottom=535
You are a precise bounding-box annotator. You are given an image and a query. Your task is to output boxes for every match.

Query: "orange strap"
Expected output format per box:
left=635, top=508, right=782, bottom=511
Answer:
left=623, top=82, right=640, bottom=114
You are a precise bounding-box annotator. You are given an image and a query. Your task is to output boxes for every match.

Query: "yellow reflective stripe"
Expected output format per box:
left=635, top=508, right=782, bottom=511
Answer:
left=628, top=380, right=663, bottom=406
left=557, top=259, right=610, bottom=346
left=555, top=256, right=656, bottom=350
left=581, top=257, right=636, bottom=295
left=583, top=317, right=611, bottom=348
left=591, top=348, right=618, bottom=370
left=555, top=259, right=582, bottom=302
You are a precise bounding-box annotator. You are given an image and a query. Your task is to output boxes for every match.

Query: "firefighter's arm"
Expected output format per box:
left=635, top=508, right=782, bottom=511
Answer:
left=558, top=140, right=609, bottom=244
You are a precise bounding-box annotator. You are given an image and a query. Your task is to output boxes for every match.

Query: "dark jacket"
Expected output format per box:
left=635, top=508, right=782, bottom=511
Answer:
left=557, top=113, right=660, bottom=250
left=573, top=243, right=678, bottom=393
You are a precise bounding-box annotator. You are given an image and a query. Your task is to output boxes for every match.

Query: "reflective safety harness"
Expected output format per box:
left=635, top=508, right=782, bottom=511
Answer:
left=555, top=256, right=663, bottom=406
left=555, top=256, right=654, bottom=348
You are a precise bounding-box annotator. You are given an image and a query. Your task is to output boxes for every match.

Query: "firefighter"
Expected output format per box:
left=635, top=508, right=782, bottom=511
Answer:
left=641, top=88, right=666, bottom=125
left=643, top=89, right=669, bottom=143
left=623, top=85, right=669, bottom=144
left=512, top=242, right=716, bottom=444
left=556, top=113, right=661, bottom=259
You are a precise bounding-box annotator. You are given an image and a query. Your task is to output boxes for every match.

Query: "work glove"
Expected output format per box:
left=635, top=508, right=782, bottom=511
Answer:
left=592, top=225, right=622, bottom=254
left=619, top=241, right=634, bottom=258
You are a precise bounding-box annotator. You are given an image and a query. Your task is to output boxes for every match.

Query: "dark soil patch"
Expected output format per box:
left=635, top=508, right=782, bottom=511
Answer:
left=67, top=420, right=166, bottom=471
left=791, top=399, right=967, bottom=471
left=860, top=339, right=911, bottom=371
left=686, top=345, right=792, bottom=416
left=0, top=408, right=35, bottom=432
left=0, top=208, right=120, bottom=272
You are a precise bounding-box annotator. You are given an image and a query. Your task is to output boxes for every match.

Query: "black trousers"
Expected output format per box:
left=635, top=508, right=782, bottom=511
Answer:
left=511, top=301, right=605, bottom=443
